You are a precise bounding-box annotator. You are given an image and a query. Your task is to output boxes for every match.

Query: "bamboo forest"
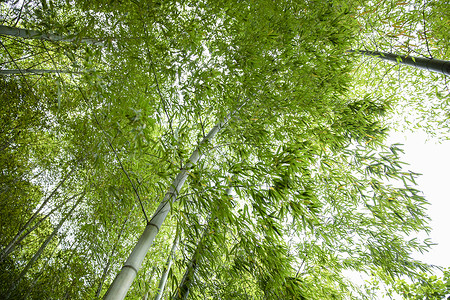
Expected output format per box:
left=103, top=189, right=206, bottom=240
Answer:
left=1, top=0, right=449, bottom=299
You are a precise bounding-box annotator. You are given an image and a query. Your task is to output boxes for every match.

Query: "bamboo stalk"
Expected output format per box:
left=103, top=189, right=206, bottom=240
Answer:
left=0, top=166, right=77, bottom=262
left=1, top=193, right=80, bottom=259
left=154, top=234, right=179, bottom=300
left=0, top=69, right=83, bottom=75
left=173, top=187, right=231, bottom=300
left=350, top=50, right=450, bottom=76
left=103, top=105, right=241, bottom=300
left=4, top=192, right=85, bottom=299
left=0, top=25, right=104, bottom=46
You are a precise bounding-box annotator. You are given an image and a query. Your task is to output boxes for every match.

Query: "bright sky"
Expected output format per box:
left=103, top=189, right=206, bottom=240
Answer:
left=345, top=130, right=450, bottom=298
left=387, top=130, right=450, bottom=268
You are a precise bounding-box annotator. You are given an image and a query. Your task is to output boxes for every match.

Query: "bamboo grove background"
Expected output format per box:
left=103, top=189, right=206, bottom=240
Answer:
left=0, top=0, right=449, bottom=299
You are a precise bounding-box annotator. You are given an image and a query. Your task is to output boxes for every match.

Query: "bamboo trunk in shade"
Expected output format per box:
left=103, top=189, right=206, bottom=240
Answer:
left=350, top=50, right=450, bottom=76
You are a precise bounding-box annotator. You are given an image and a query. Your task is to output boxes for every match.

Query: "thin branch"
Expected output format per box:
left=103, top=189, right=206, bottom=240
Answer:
left=75, top=84, right=149, bottom=224
left=140, top=20, right=175, bottom=142
left=0, top=49, right=48, bottom=66
left=0, top=40, right=34, bottom=90
left=422, top=1, right=433, bottom=59
left=29, top=73, right=45, bottom=88
left=12, top=0, right=25, bottom=27
left=374, top=63, right=398, bottom=93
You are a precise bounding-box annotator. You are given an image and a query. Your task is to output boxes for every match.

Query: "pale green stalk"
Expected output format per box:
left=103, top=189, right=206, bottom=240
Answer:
left=104, top=106, right=240, bottom=300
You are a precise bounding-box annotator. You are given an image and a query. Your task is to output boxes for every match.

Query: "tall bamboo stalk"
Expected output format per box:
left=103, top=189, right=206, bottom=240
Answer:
left=24, top=239, right=62, bottom=299
left=173, top=187, right=231, bottom=300
left=50, top=236, right=86, bottom=298
left=103, top=105, right=240, bottom=300
left=141, top=267, right=157, bottom=300
left=173, top=235, right=203, bottom=300
left=1, top=193, right=80, bottom=259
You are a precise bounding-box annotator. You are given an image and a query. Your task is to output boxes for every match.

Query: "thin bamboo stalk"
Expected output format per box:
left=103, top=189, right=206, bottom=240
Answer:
left=0, top=69, right=83, bottom=75
left=1, top=193, right=80, bottom=259
left=4, top=192, right=85, bottom=299
left=154, top=234, right=179, bottom=300
left=0, top=25, right=104, bottom=46
left=0, top=166, right=77, bottom=262
left=173, top=187, right=231, bottom=300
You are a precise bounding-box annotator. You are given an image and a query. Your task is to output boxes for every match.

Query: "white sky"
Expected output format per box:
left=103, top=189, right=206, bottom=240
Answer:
left=387, top=130, right=450, bottom=268
left=345, top=130, right=450, bottom=299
